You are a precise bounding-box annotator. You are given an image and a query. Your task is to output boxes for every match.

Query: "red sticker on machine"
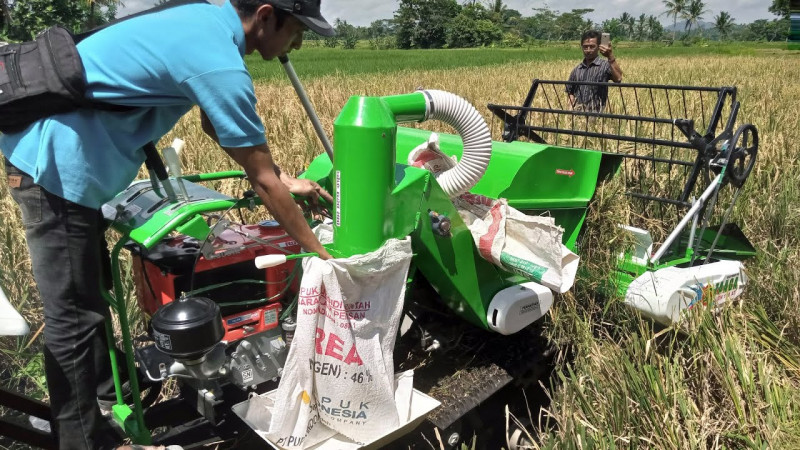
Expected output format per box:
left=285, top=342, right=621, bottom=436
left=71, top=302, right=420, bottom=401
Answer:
left=555, top=169, right=575, bottom=177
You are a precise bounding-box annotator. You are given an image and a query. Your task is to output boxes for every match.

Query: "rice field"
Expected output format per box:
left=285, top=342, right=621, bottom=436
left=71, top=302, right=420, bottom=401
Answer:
left=1, top=44, right=799, bottom=449
left=244, top=42, right=783, bottom=80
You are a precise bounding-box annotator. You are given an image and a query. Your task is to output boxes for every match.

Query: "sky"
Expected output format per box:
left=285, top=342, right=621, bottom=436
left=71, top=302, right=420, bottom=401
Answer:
left=118, top=0, right=777, bottom=28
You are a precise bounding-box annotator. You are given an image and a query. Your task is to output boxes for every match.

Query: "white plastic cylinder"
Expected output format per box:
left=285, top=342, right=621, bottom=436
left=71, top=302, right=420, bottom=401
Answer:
left=486, top=282, right=553, bottom=335
left=624, top=260, right=747, bottom=325
left=254, top=254, right=288, bottom=269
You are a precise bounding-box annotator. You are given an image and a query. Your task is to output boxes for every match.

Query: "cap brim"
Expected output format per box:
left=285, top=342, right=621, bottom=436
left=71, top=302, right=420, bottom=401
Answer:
left=295, top=14, right=335, bottom=37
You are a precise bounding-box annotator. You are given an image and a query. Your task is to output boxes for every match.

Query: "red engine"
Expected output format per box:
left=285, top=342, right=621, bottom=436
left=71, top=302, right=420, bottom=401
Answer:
left=130, top=220, right=301, bottom=343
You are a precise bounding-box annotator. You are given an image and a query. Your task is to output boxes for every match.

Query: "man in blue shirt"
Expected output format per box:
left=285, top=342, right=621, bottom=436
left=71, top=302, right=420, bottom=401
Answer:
left=1, top=1, right=334, bottom=448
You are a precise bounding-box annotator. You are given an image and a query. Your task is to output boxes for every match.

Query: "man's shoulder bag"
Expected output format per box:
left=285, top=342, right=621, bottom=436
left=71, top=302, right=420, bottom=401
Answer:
left=0, top=26, right=121, bottom=134
left=0, top=0, right=208, bottom=134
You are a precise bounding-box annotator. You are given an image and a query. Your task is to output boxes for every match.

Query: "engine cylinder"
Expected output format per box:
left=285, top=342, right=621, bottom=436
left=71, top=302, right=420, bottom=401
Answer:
left=150, top=296, right=224, bottom=361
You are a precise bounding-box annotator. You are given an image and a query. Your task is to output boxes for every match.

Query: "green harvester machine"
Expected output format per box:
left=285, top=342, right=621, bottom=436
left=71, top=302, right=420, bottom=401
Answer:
left=0, top=74, right=758, bottom=449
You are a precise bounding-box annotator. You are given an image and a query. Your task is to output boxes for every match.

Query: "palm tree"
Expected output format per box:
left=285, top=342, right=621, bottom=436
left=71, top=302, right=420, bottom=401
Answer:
left=713, top=11, right=734, bottom=40
left=487, top=0, right=511, bottom=29
left=648, top=15, right=664, bottom=41
left=635, top=13, right=647, bottom=41
left=601, top=17, right=625, bottom=39
left=488, top=0, right=505, bottom=14
left=661, top=0, right=686, bottom=40
left=619, top=12, right=635, bottom=40
left=681, top=0, right=708, bottom=36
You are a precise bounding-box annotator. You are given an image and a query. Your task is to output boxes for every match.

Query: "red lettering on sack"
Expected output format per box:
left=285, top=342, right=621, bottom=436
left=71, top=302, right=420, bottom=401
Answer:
left=325, top=332, right=344, bottom=360
left=461, top=193, right=493, bottom=206
left=315, top=328, right=325, bottom=354
left=343, top=345, right=363, bottom=365
left=314, top=328, right=364, bottom=366
left=300, top=287, right=320, bottom=296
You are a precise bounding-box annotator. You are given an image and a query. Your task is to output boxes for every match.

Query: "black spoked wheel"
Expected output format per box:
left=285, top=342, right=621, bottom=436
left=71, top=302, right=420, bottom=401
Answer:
left=726, top=123, right=758, bottom=188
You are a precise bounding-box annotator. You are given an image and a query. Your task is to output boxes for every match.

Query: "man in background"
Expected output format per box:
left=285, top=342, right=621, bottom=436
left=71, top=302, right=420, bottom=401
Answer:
left=565, top=30, right=623, bottom=112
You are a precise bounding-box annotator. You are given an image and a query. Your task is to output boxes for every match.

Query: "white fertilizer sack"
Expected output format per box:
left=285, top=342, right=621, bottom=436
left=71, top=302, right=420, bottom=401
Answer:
left=409, top=133, right=579, bottom=293
left=266, top=236, right=413, bottom=448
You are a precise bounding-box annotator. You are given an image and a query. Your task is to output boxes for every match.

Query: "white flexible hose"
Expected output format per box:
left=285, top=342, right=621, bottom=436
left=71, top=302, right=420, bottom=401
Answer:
left=421, top=89, right=492, bottom=197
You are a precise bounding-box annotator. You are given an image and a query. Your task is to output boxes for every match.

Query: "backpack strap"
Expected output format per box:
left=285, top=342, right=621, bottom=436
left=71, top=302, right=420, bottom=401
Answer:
left=74, top=0, right=210, bottom=43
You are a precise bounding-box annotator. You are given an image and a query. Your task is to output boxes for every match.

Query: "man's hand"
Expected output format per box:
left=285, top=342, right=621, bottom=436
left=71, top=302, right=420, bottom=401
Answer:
left=600, top=43, right=622, bottom=83
left=284, top=177, right=333, bottom=205
left=599, top=43, right=613, bottom=58
left=284, top=176, right=333, bottom=220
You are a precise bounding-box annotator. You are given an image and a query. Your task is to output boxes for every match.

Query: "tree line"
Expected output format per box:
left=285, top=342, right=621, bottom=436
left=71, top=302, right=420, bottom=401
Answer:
left=317, top=0, right=791, bottom=49
left=0, top=0, right=791, bottom=48
left=0, top=0, right=116, bottom=41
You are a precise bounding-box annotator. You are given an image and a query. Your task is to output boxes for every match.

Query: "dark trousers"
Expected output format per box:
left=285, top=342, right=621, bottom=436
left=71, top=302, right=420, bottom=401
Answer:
left=5, top=159, right=117, bottom=449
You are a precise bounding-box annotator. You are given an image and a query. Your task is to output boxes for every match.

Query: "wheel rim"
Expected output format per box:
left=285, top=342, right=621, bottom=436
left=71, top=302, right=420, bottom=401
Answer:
left=726, top=123, right=758, bottom=188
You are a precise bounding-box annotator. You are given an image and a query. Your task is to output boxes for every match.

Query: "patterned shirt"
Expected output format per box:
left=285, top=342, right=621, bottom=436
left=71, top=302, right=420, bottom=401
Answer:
left=565, top=58, right=614, bottom=111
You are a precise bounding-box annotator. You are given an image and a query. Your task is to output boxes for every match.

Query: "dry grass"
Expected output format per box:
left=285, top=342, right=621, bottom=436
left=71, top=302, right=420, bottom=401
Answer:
left=2, top=50, right=799, bottom=449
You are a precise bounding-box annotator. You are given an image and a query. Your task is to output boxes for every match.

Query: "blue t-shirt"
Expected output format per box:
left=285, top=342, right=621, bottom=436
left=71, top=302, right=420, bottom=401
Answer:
left=0, top=1, right=265, bottom=208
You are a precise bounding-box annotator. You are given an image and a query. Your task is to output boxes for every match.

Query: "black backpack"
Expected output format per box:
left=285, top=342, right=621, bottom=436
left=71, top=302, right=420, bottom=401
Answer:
left=0, top=0, right=207, bottom=134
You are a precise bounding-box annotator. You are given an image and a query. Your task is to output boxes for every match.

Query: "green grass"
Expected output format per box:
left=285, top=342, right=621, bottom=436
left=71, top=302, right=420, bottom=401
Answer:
left=245, top=42, right=789, bottom=81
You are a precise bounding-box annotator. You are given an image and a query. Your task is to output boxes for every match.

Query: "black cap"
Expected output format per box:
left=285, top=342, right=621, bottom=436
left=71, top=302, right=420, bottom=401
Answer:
left=270, top=0, right=335, bottom=37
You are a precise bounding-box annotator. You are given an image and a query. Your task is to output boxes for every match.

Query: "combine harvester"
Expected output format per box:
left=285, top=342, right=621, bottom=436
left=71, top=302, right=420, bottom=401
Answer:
left=476, top=79, right=757, bottom=324
left=0, top=77, right=757, bottom=449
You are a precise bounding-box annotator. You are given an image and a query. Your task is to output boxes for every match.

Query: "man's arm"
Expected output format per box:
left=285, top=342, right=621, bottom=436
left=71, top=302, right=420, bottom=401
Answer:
left=599, top=43, right=623, bottom=83
left=202, top=110, right=331, bottom=204
left=608, top=58, right=623, bottom=83
left=224, top=143, right=331, bottom=259
left=201, top=110, right=332, bottom=259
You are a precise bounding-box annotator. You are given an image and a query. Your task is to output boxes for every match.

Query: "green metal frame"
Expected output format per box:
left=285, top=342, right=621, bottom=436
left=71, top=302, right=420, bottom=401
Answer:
left=102, top=171, right=258, bottom=443
left=611, top=224, right=757, bottom=298
left=101, top=237, right=151, bottom=444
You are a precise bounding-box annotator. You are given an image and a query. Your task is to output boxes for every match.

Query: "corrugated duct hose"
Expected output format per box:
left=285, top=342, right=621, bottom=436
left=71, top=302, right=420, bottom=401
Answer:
left=419, top=89, right=493, bottom=197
